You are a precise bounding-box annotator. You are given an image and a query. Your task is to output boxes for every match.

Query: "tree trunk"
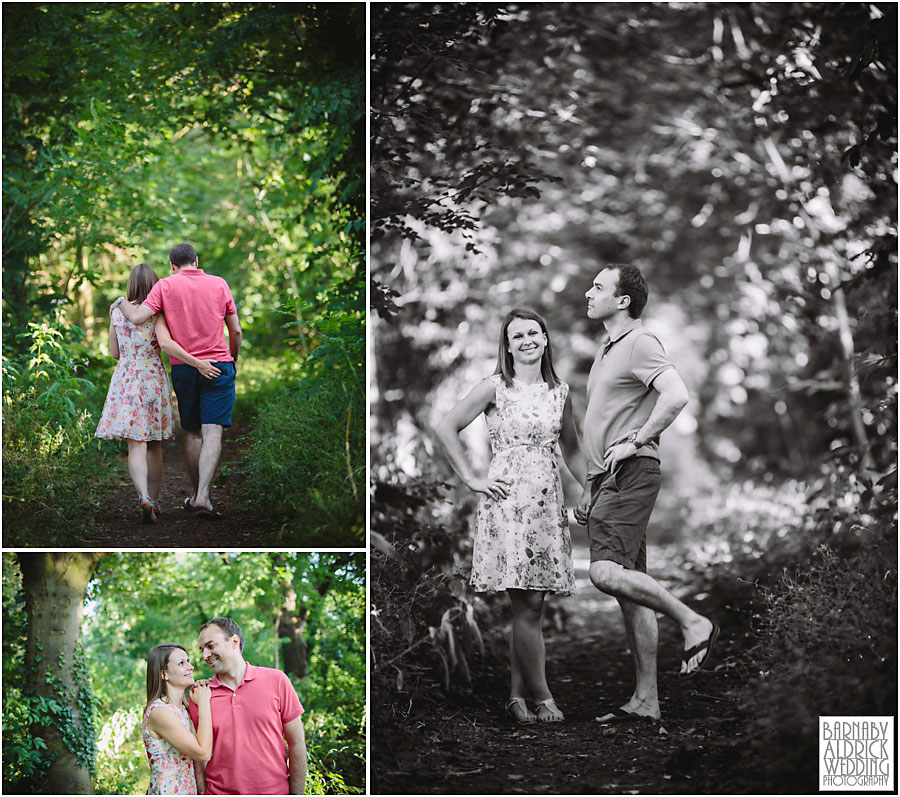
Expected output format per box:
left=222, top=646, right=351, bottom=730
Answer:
left=277, top=603, right=308, bottom=679
left=18, top=552, right=104, bottom=794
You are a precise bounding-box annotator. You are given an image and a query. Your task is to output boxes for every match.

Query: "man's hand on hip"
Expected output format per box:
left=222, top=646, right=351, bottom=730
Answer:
left=601, top=441, right=638, bottom=472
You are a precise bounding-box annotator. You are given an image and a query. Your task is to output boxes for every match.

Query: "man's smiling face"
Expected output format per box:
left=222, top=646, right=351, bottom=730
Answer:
left=198, top=624, right=238, bottom=674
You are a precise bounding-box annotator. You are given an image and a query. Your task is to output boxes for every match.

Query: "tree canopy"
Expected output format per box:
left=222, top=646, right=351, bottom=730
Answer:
left=371, top=1, right=896, bottom=485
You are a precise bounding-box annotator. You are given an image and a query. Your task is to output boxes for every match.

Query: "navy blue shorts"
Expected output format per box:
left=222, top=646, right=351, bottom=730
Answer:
left=170, top=362, right=236, bottom=431
left=587, top=456, right=662, bottom=572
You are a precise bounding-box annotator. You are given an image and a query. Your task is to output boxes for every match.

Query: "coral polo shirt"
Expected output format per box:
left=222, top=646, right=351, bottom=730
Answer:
left=188, top=664, right=304, bottom=795
left=143, top=268, right=237, bottom=365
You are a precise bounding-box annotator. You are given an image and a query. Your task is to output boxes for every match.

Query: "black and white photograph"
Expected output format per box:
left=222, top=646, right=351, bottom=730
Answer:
left=370, top=3, right=897, bottom=795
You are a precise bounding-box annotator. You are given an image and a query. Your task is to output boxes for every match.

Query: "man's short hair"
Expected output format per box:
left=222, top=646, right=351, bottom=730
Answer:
left=609, top=263, right=649, bottom=319
left=169, top=243, right=197, bottom=267
left=200, top=616, right=244, bottom=650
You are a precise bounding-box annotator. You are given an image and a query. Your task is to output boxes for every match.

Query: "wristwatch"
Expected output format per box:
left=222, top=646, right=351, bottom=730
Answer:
left=627, top=431, right=645, bottom=449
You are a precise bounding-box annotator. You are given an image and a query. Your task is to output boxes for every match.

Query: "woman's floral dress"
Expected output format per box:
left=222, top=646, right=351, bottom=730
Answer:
left=94, top=306, right=174, bottom=441
left=470, top=375, right=575, bottom=595
left=142, top=698, right=198, bottom=794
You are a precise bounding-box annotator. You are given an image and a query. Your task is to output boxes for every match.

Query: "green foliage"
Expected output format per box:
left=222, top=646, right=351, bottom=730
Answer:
left=3, top=3, right=365, bottom=537
left=238, top=305, right=365, bottom=544
left=93, top=707, right=143, bottom=796
left=302, top=585, right=367, bottom=793
left=3, top=552, right=365, bottom=794
left=2, top=303, right=113, bottom=544
left=56, top=644, right=97, bottom=776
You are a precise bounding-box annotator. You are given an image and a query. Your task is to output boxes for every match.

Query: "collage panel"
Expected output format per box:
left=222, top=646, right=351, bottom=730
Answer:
left=2, top=2, right=364, bottom=547
left=2, top=551, right=365, bottom=794
left=1, top=3, right=368, bottom=797
left=369, top=3, right=897, bottom=796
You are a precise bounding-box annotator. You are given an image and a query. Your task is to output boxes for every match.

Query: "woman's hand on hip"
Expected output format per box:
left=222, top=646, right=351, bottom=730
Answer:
left=466, top=477, right=510, bottom=501
left=196, top=361, right=222, bottom=380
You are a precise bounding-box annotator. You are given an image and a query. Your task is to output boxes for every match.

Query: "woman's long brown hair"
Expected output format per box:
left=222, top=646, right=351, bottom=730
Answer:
left=126, top=263, right=159, bottom=304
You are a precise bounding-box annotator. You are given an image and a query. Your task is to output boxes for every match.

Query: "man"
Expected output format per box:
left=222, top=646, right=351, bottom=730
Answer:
left=114, top=243, right=242, bottom=519
left=574, top=264, right=719, bottom=723
left=189, top=616, right=307, bottom=795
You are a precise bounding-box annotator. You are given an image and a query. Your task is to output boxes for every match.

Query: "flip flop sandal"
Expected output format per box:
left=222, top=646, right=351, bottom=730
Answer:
left=595, top=707, right=658, bottom=725
left=504, top=697, right=536, bottom=724
left=681, top=622, right=720, bottom=679
left=193, top=507, right=224, bottom=521
left=183, top=498, right=196, bottom=513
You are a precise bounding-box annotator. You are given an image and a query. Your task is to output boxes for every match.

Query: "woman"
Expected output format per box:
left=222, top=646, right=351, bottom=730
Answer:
left=94, top=263, right=220, bottom=523
left=142, top=644, right=212, bottom=794
left=435, top=308, right=586, bottom=724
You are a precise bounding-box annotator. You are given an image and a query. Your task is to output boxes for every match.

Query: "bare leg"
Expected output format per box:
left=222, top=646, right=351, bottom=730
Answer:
left=509, top=631, right=527, bottom=699
left=126, top=440, right=149, bottom=498
left=590, top=560, right=714, bottom=675
left=507, top=589, right=562, bottom=721
left=194, top=423, right=223, bottom=511
left=182, top=429, right=202, bottom=501
left=617, top=598, right=660, bottom=718
left=146, top=441, right=162, bottom=503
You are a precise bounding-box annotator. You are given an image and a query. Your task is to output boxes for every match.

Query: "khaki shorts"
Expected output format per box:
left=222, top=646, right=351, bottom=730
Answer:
left=587, top=456, right=662, bottom=572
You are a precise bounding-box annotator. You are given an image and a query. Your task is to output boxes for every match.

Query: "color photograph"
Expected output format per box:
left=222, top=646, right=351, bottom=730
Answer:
left=2, top=552, right=365, bottom=795
left=2, top=3, right=365, bottom=547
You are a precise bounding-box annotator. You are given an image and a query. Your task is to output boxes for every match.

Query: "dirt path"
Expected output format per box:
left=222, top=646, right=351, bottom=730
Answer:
left=79, top=421, right=278, bottom=547
left=372, top=540, right=754, bottom=795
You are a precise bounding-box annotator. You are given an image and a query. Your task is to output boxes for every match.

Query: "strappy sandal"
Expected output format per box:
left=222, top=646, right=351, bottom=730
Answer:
left=151, top=499, right=161, bottom=515
left=139, top=496, right=157, bottom=525
left=505, top=697, right=536, bottom=724
left=534, top=697, right=565, bottom=723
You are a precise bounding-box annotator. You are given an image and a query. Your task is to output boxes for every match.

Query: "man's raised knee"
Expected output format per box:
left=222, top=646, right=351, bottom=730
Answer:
left=589, top=560, right=623, bottom=593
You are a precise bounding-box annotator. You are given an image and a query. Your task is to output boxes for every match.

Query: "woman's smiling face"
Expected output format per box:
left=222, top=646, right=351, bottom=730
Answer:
left=164, top=648, right=195, bottom=688
left=506, top=317, right=547, bottom=370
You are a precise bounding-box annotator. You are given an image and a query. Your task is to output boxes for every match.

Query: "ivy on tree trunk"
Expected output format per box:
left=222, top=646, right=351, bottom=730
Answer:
left=19, top=552, right=104, bottom=795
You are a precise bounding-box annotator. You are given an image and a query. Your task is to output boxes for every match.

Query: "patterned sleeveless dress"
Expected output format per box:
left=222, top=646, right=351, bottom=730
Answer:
left=94, top=305, right=174, bottom=441
left=142, top=698, right=198, bottom=794
left=469, top=375, right=575, bottom=595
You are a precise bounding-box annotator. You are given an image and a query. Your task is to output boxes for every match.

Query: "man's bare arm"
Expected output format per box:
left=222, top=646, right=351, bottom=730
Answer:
left=284, top=715, right=307, bottom=795
left=115, top=298, right=156, bottom=326
left=602, top=367, right=689, bottom=471
left=225, top=313, right=242, bottom=374
left=193, top=760, right=206, bottom=793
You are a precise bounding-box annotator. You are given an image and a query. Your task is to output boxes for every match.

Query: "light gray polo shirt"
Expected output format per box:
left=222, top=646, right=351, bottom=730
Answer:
left=584, top=318, right=674, bottom=478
